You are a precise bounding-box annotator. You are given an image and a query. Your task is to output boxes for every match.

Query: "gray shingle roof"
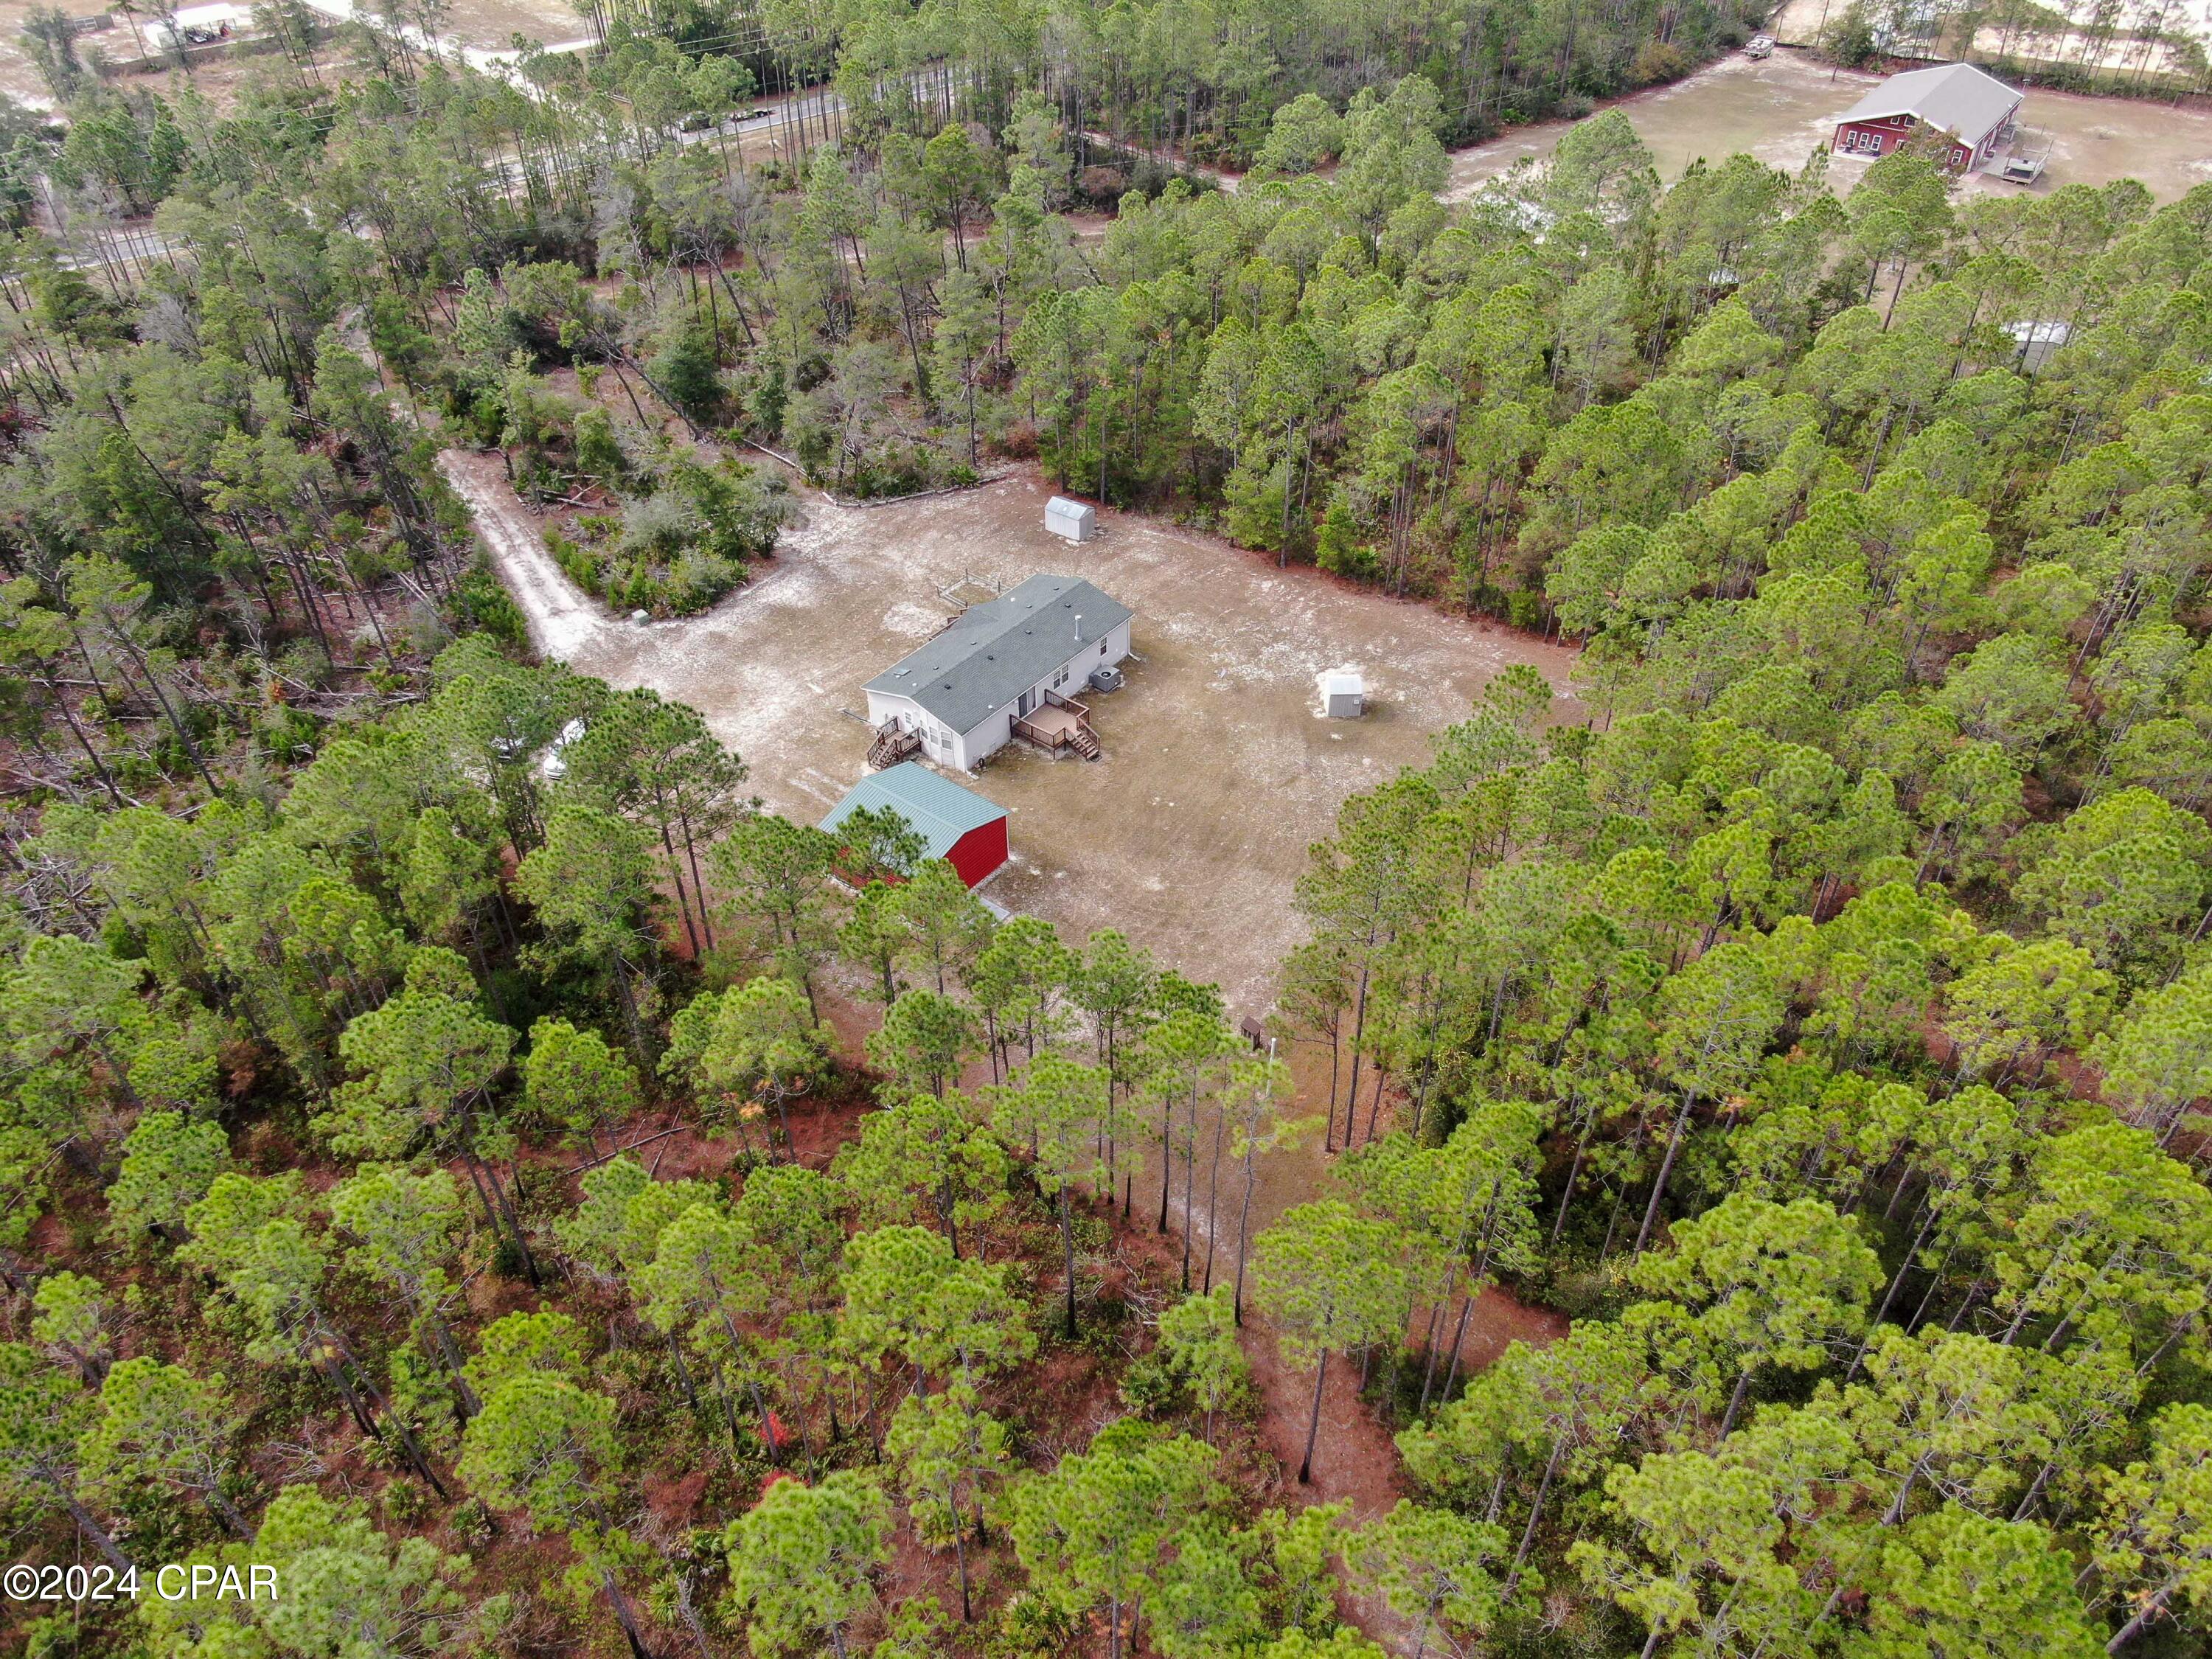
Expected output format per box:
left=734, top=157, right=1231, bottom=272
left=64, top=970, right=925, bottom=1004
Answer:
left=1835, top=63, right=2022, bottom=148
left=821, top=762, right=1003, bottom=859
left=865, top=574, right=1133, bottom=734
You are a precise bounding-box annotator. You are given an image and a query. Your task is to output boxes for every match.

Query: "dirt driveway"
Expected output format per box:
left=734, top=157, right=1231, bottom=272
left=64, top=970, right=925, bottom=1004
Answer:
left=444, top=456, right=1581, bottom=1015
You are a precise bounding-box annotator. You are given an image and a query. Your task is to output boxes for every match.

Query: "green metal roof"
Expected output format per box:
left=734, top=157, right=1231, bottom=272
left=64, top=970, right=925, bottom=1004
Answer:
left=820, top=762, right=1004, bottom=860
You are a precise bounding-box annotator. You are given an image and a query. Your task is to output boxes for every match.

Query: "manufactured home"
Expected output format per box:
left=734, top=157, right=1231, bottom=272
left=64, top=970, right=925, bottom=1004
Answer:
left=863, top=574, right=1133, bottom=769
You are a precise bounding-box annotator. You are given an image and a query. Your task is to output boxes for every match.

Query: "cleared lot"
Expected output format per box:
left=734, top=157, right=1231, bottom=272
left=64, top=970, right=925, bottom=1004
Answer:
left=1444, top=52, right=1883, bottom=197
left=1444, top=48, right=2212, bottom=202
left=0, top=0, right=588, bottom=106
left=444, top=455, right=1581, bottom=1013
left=451, top=453, right=1588, bottom=1428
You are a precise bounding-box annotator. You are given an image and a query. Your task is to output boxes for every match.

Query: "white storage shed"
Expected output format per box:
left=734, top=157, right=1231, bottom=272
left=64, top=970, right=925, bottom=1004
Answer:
left=1323, top=671, right=1366, bottom=718
left=1045, top=496, right=1096, bottom=543
left=2007, top=319, right=2070, bottom=373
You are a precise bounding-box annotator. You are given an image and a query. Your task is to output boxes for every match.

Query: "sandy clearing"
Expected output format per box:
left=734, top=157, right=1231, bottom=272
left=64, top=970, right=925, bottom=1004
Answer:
left=1443, top=46, right=2212, bottom=203
left=451, top=453, right=1581, bottom=1014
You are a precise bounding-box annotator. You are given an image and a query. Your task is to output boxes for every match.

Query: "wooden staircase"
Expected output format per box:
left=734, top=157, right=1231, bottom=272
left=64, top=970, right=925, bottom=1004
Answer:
left=1069, top=723, right=1100, bottom=760
left=867, top=723, right=920, bottom=769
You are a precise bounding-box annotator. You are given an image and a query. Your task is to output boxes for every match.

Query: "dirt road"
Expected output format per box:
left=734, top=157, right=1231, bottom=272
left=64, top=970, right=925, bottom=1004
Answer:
left=441, top=453, right=604, bottom=658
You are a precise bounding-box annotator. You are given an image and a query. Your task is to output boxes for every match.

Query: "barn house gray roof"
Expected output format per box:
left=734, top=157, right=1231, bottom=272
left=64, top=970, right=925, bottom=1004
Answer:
left=866, top=574, right=1133, bottom=734
left=1834, top=63, right=2022, bottom=149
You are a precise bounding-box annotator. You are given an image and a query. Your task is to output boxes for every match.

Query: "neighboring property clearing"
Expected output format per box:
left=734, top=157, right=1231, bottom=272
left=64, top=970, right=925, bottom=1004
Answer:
left=1443, top=49, right=2212, bottom=204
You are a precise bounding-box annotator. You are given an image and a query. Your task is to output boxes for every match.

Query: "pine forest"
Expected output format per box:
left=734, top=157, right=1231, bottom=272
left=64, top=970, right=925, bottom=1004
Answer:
left=2, top=0, right=2212, bottom=1656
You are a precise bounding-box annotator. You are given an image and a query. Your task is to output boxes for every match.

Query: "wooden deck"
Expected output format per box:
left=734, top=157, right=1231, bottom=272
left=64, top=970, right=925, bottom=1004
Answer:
left=1012, top=691, right=1100, bottom=759
left=1017, top=703, right=1085, bottom=741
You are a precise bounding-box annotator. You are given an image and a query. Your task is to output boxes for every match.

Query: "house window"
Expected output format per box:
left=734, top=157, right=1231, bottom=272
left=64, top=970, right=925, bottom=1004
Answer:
left=1054, top=664, right=1069, bottom=689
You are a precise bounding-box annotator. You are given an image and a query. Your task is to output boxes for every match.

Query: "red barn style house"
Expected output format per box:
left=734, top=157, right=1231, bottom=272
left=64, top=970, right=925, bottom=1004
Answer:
left=821, top=762, right=1009, bottom=890
left=1832, top=63, right=2023, bottom=171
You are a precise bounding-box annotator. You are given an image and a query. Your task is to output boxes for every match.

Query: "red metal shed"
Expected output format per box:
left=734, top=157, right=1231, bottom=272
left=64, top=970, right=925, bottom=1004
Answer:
left=820, top=762, right=1010, bottom=890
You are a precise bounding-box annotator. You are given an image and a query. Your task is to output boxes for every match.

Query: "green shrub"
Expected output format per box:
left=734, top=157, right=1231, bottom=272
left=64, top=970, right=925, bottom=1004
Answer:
left=1118, top=1349, right=1183, bottom=1417
left=452, top=561, right=527, bottom=646
left=988, top=1593, right=1081, bottom=1659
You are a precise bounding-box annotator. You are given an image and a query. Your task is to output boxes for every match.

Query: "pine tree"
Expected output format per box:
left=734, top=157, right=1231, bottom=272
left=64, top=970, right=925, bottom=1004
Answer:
left=80, top=1357, right=252, bottom=1537
left=1156, top=1285, right=1248, bottom=1444
left=0, top=1341, right=133, bottom=1568
left=1250, top=1201, right=1411, bottom=1482
left=726, top=1470, right=892, bottom=1659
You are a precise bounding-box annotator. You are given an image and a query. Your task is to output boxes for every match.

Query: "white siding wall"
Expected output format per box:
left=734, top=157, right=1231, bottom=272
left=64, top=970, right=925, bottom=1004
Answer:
left=1101, top=620, right=1132, bottom=669
left=956, top=709, right=1012, bottom=769
left=954, top=621, right=1135, bottom=765
left=869, top=692, right=971, bottom=768
left=866, top=690, right=920, bottom=730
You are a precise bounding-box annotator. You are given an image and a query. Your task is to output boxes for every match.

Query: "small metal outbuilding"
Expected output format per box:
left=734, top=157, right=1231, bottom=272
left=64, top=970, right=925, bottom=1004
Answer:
left=821, top=762, right=1009, bottom=889
left=1323, top=671, right=1366, bottom=718
left=1045, top=496, right=1096, bottom=543
left=2007, top=319, right=2070, bottom=373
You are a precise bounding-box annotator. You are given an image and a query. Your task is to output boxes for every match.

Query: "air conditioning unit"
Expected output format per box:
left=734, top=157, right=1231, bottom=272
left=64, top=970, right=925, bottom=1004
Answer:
left=1088, top=664, right=1124, bottom=692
